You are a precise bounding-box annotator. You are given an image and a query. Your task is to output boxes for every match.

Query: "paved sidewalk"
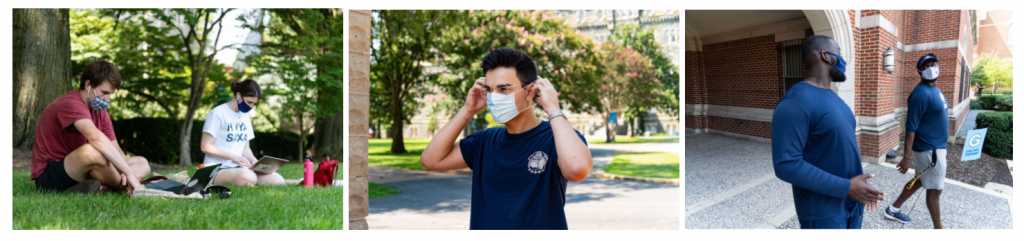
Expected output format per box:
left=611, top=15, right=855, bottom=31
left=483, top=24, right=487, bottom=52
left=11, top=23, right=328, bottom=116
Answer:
left=957, top=110, right=993, bottom=137
left=366, top=146, right=680, bottom=230
left=685, top=133, right=1013, bottom=229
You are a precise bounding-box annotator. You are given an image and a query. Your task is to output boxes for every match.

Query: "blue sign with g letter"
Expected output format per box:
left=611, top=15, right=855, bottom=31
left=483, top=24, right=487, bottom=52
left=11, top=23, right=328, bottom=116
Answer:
left=960, top=128, right=988, bottom=162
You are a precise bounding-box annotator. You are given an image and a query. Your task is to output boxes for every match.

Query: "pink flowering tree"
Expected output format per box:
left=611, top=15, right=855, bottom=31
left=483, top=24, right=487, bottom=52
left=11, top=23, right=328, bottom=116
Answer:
left=597, top=41, right=661, bottom=143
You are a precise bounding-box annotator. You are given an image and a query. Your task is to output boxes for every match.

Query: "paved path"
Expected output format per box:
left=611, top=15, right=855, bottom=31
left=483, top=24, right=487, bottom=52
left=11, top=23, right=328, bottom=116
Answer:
left=365, top=145, right=680, bottom=230
left=685, top=133, right=1013, bottom=229
left=957, top=110, right=993, bottom=137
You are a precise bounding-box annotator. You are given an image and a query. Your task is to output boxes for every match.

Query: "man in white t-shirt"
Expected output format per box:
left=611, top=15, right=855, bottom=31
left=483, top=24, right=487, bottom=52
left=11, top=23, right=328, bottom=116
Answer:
left=200, top=79, right=284, bottom=186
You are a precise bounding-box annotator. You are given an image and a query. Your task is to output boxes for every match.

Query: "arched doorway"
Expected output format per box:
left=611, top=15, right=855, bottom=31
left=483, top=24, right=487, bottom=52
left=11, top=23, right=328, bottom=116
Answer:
left=802, top=10, right=857, bottom=113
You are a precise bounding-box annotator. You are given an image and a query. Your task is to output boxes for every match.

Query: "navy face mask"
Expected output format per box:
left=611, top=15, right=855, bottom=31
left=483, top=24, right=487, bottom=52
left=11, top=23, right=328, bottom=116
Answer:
left=825, top=51, right=848, bottom=82
left=824, top=51, right=846, bottom=73
left=236, top=95, right=253, bottom=113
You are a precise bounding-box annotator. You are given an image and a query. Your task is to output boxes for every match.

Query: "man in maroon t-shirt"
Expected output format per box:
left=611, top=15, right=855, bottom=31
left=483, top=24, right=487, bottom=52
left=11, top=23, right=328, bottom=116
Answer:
left=32, top=60, right=150, bottom=195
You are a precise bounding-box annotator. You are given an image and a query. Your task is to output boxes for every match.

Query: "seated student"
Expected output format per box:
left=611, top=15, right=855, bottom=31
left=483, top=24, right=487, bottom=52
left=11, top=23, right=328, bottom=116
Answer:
left=200, top=79, right=285, bottom=187
left=419, top=48, right=593, bottom=230
left=32, top=60, right=151, bottom=195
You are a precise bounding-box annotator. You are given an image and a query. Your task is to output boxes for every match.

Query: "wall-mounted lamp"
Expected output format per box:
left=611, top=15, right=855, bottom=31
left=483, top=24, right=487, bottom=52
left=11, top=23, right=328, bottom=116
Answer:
left=884, top=47, right=895, bottom=73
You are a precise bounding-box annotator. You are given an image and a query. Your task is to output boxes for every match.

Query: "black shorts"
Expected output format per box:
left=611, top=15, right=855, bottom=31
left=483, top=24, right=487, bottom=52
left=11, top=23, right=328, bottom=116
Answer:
left=35, top=159, right=80, bottom=192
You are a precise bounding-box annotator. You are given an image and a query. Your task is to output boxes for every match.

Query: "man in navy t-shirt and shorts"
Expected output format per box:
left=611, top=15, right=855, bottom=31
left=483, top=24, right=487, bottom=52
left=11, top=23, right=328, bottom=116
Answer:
left=884, top=54, right=949, bottom=229
left=420, top=48, right=593, bottom=230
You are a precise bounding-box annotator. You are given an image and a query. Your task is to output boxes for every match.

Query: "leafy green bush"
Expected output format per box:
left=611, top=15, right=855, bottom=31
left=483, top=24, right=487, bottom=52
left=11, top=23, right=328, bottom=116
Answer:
left=975, top=112, right=1013, bottom=158
left=970, top=99, right=983, bottom=110
left=979, top=95, right=998, bottom=109
left=995, top=94, right=1013, bottom=111
left=975, top=112, right=1012, bottom=132
left=1002, top=90, right=1013, bottom=95
left=982, top=128, right=1013, bottom=157
left=112, top=118, right=312, bottom=165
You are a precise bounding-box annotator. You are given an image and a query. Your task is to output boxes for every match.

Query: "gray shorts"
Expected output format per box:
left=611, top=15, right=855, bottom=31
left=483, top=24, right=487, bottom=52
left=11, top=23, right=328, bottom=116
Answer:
left=912, top=149, right=947, bottom=190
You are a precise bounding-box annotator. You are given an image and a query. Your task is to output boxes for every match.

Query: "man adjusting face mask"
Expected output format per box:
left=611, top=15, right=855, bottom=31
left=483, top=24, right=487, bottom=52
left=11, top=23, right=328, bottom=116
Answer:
left=485, top=83, right=535, bottom=124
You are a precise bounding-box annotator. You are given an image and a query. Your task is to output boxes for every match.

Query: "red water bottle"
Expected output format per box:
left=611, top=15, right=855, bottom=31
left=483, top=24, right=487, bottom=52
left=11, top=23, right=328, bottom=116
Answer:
left=303, top=155, right=314, bottom=187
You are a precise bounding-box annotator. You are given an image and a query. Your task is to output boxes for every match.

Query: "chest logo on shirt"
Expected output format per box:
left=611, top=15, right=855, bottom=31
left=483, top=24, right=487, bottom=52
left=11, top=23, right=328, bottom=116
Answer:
left=527, top=151, right=548, bottom=174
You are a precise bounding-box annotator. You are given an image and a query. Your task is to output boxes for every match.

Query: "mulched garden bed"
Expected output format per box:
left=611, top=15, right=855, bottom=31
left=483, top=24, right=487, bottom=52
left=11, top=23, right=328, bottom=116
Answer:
left=885, top=139, right=1013, bottom=188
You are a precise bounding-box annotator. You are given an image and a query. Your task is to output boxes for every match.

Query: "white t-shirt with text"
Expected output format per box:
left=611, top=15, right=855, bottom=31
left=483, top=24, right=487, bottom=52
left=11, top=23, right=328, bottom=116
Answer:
left=202, top=103, right=256, bottom=168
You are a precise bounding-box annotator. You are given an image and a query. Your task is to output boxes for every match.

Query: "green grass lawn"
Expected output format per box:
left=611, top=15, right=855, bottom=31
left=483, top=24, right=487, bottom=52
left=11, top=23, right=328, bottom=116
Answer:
left=368, top=182, right=401, bottom=198
left=12, top=163, right=343, bottom=230
left=602, top=152, right=680, bottom=179
left=368, top=138, right=447, bottom=170
left=588, top=136, right=680, bottom=144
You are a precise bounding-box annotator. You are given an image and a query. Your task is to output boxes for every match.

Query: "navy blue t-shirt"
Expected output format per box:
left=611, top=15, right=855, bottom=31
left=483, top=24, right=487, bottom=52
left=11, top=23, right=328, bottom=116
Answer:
left=905, top=82, right=949, bottom=152
left=771, top=81, right=864, bottom=221
left=459, top=121, right=587, bottom=230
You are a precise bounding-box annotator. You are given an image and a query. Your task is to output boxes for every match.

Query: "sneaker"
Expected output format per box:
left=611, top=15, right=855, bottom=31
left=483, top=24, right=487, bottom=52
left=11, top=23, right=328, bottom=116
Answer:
left=65, top=179, right=104, bottom=195
left=884, top=207, right=912, bottom=224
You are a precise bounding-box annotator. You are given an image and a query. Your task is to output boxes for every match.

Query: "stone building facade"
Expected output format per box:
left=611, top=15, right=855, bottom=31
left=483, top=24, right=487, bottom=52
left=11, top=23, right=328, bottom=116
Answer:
left=686, top=10, right=977, bottom=164
left=348, top=10, right=371, bottom=230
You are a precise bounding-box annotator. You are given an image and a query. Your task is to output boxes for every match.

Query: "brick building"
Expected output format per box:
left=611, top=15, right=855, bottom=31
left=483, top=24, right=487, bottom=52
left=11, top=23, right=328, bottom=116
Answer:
left=975, top=10, right=1013, bottom=59
left=685, top=10, right=977, bottom=163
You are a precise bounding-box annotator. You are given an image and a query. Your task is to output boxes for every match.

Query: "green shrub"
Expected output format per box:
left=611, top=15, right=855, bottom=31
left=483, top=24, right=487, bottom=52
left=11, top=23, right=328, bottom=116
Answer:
left=970, top=99, right=983, bottom=110
left=975, top=112, right=1013, bottom=158
left=982, top=128, right=1013, bottom=158
left=112, top=118, right=312, bottom=165
left=975, top=112, right=1012, bottom=132
left=1002, top=90, right=1013, bottom=95
left=979, top=95, right=998, bottom=109
left=995, top=95, right=1013, bottom=111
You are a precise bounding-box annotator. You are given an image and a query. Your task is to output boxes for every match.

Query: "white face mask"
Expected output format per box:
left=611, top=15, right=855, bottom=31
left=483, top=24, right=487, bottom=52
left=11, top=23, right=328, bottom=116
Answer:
left=921, top=66, right=939, bottom=80
left=486, top=83, right=533, bottom=124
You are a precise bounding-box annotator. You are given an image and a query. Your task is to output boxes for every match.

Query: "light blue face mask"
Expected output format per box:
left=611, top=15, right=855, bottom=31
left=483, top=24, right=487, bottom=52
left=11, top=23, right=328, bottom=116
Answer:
left=87, top=86, right=110, bottom=111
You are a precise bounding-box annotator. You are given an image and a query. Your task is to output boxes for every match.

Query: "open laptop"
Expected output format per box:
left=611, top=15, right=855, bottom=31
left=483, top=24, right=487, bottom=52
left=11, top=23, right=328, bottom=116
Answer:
left=250, top=156, right=290, bottom=174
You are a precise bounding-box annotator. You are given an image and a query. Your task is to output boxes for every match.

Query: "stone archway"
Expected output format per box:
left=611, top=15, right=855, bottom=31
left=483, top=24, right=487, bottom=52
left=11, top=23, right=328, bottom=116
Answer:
left=802, top=10, right=857, bottom=114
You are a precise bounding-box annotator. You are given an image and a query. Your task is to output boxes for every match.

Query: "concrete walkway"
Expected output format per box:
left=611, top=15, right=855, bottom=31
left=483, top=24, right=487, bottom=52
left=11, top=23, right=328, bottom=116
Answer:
left=957, top=109, right=993, bottom=137
left=366, top=145, right=680, bottom=230
left=685, top=133, right=1013, bottom=229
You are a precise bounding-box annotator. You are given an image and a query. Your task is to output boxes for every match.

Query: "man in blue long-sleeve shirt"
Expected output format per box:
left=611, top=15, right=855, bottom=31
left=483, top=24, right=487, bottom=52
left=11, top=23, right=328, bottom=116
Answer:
left=771, top=35, right=885, bottom=229
left=883, top=54, right=948, bottom=229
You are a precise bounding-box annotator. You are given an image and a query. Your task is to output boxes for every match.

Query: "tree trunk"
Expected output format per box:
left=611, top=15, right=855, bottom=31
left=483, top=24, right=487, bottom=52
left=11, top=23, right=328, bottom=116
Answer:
left=313, top=72, right=344, bottom=159
left=603, top=112, right=614, bottom=143
left=390, top=89, right=407, bottom=153
left=313, top=111, right=343, bottom=159
left=13, top=9, right=72, bottom=150
left=625, top=118, right=633, bottom=138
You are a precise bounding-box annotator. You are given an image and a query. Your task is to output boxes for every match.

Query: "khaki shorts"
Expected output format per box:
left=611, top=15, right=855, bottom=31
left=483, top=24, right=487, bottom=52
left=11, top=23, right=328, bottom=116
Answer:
left=912, top=149, right=947, bottom=190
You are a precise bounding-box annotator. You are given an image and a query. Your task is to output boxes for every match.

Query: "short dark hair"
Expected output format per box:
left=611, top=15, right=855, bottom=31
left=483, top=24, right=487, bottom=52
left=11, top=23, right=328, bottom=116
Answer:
left=79, top=60, right=121, bottom=90
left=480, top=48, right=538, bottom=86
left=230, top=79, right=262, bottom=99
left=801, top=35, right=837, bottom=63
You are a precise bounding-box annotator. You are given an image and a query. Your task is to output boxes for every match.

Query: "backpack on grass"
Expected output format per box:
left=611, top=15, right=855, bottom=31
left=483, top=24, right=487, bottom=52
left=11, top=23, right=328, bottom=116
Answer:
left=313, top=158, right=339, bottom=187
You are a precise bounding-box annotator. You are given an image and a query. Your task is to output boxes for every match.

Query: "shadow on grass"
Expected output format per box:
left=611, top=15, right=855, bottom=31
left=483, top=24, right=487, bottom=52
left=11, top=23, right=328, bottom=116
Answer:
left=12, top=164, right=343, bottom=230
